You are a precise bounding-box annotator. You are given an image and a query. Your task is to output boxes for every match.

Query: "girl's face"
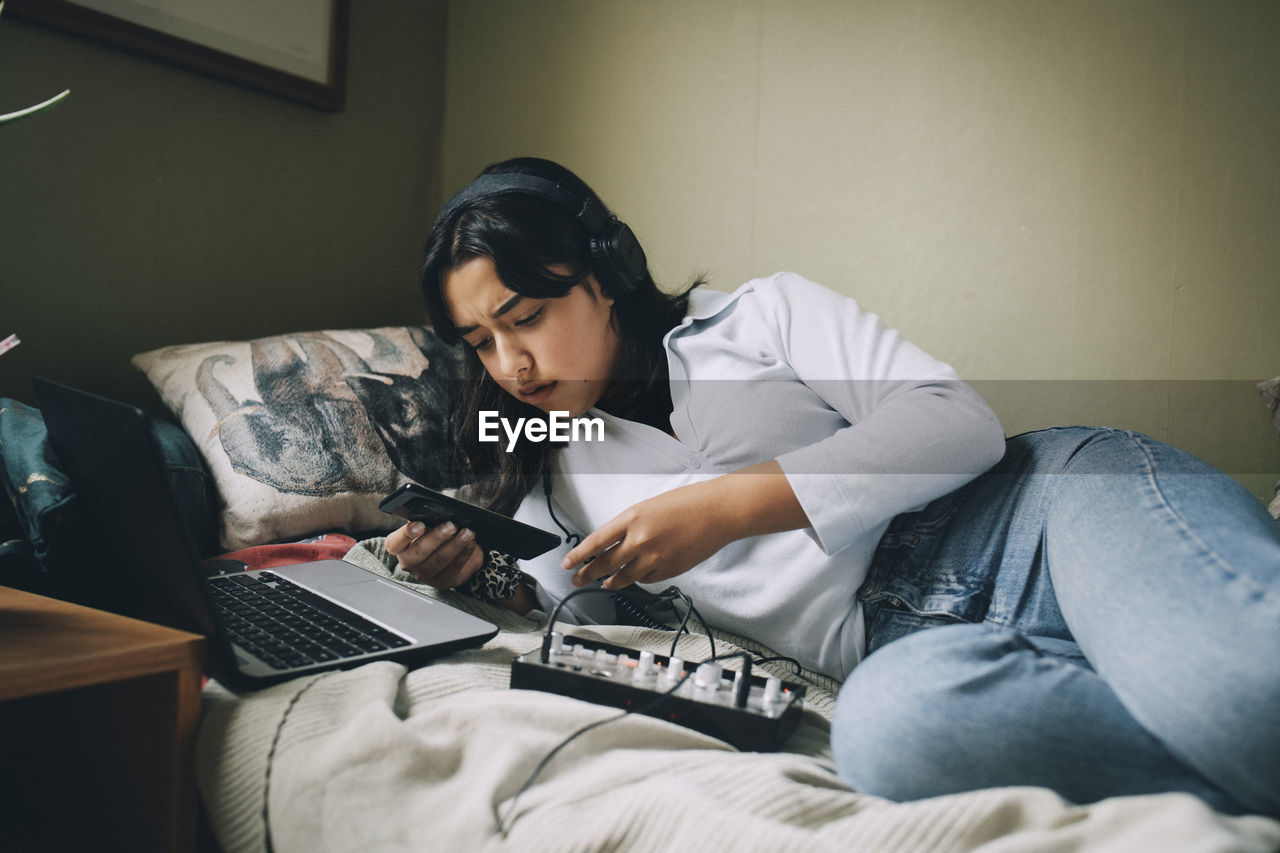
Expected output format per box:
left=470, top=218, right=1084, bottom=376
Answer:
left=442, top=256, right=620, bottom=416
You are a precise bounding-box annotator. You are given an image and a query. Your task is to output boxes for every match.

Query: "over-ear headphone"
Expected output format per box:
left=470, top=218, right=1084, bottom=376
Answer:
left=431, top=172, right=649, bottom=298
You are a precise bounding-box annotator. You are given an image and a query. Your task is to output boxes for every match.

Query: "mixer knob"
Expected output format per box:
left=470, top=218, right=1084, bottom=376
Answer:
left=694, top=662, right=723, bottom=690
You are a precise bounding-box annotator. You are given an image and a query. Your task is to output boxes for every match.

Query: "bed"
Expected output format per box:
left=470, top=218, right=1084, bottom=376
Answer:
left=2, top=324, right=1278, bottom=852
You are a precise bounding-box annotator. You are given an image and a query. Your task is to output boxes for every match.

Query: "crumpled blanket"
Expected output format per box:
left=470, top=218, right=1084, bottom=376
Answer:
left=196, top=541, right=1280, bottom=853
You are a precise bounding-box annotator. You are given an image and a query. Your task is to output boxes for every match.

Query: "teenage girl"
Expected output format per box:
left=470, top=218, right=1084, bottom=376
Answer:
left=387, top=156, right=1280, bottom=818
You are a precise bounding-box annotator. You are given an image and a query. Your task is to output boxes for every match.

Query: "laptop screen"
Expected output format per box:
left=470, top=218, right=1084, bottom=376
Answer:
left=33, top=377, right=218, bottom=638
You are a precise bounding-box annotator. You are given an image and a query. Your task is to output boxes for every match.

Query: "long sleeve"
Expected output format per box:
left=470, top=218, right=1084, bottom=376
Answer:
left=759, top=274, right=1006, bottom=555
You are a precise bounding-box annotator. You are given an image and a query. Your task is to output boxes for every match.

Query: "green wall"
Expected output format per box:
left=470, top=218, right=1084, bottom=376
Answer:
left=2, top=1, right=1277, bottom=501
left=1, top=1, right=448, bottom=409
left=440, top=0, right=1280, bottom=500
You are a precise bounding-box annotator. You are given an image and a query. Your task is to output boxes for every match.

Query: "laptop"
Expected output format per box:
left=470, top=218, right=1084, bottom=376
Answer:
left=32, top=377, right=498, bottom=691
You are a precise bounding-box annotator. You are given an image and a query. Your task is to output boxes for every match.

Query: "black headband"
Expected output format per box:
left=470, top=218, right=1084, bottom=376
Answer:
left=430, top=172, right=609, bottom=237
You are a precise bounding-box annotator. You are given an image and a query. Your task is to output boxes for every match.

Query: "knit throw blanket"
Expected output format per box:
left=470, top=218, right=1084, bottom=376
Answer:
left=195, top=541, right=1280, bottom=853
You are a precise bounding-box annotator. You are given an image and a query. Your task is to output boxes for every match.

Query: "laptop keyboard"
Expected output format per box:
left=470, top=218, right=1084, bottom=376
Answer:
left=208, top=571, right=411, bottom=671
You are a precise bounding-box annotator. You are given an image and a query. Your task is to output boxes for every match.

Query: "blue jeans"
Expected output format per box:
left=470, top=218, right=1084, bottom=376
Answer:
left=831, top=427, right=1280, bottom=817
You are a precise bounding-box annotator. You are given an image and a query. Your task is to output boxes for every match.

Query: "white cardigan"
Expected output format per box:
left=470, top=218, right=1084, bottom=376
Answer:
left=515, top=272, right=1006, bottom=678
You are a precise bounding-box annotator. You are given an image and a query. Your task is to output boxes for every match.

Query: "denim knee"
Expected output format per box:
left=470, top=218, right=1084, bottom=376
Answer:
left=829, top=622, right=1248, bottom=811
left=831, top=623, right=1019, bottom=801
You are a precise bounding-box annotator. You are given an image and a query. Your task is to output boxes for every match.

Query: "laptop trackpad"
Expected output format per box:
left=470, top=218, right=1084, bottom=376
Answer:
left=272, top=560, right=494, bottom=639
left=274, top=559, right=380, bottom=590
left=273, top=561, right=420, bottom=620
left=332, top=577, right=496, bottom=641
left=327, top=578, right=431, bottom=621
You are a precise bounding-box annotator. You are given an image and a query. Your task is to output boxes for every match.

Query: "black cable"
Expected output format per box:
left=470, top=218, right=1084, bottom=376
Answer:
left=542, top=471, right=581, bottom=548
left=547, top=474, right=666, bottom=629
left=680, top=595, right=716, bottom=661
left=541, top=586, right=603, bottom=661
left=543, top=583, right=793, bottom=682
left=611, top=587, right=674, bottom=630
left=545, top=475, right=672, bottom=632
left=669, top=594, right=694, bottom=657
left=541, top=586, right=625, bottom=655
left=651, top=586, right=714, bottom=660
left=496, top=649, right=758, bottom=837
left=543, top=577, right=710, bottom=657
left=495, top=666, right=695, bottom=837
left=542, top=474, right=714, bottom=642
left=751, top=655, right=804, bottom=676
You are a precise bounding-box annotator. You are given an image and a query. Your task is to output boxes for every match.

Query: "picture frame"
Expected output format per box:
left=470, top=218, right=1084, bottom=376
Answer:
left=5, top=0, right=349, bottom=112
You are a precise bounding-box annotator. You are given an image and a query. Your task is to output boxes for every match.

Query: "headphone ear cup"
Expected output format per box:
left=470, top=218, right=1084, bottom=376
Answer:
left=590, top=218, right=648, bottom=297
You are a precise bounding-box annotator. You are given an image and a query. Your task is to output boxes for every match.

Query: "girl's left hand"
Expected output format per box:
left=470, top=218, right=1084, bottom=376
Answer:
left=562, top=481, right=732, bottom=590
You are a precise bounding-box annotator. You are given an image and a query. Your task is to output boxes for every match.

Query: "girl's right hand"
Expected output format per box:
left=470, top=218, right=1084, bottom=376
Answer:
left=384, top=520, right=485, bottom=590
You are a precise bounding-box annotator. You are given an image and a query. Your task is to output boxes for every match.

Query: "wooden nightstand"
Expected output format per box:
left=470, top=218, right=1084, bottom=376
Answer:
left=0, top=585, right=206, bottom=852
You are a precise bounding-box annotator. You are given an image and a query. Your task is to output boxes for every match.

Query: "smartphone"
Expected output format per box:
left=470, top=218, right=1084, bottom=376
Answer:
left=379, top=483, right=561, bottom=559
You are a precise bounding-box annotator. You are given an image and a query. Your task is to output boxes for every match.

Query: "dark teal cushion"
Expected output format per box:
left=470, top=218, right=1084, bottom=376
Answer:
left=151, top=416, right=220, bottom=556
left=0, top=397, right=218, bottom=608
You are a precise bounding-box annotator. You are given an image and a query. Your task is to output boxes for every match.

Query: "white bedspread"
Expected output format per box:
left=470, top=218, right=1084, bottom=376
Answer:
left=196, top=543, right=1280, bottom=853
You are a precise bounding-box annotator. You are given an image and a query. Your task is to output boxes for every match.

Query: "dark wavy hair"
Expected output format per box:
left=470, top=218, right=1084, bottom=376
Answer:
left=420, top=157, right=699, bottom=515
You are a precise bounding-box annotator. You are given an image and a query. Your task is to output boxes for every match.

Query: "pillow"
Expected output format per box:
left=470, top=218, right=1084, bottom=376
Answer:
left=1259, top=376, right=1280, bottom=519
left=133, top=326, right=461, bottom=550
